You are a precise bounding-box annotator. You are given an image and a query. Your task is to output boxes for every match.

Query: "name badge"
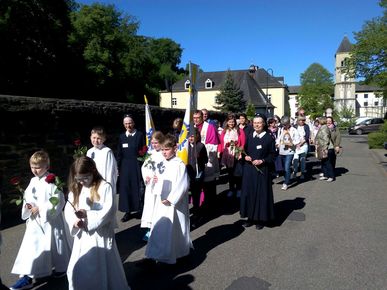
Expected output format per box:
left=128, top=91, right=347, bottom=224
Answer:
left=256, top=145, right=262, bottom=149
left=122, top=143, right=128, bottom=148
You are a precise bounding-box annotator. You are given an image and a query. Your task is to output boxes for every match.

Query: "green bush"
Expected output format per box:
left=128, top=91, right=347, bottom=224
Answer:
left=368, top=121, right=387, bottom=149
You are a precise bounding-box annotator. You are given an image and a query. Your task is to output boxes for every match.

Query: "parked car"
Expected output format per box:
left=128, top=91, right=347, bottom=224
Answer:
left=348, top=118, right=385, bottom=135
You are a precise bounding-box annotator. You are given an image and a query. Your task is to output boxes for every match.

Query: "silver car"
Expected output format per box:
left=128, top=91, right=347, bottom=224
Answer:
left=348, top=118, right=385, bottom=135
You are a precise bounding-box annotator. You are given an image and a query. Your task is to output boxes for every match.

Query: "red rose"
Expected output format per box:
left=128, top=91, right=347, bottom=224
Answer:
left=45, top=173, right=56, bottom=184
left=138, top=145, right=148, bottom=156
left=10, top=176, right=21, bottom=186
left=225, top=142, right=230, bottom=148
left=74, top=139, right=82, bottom=146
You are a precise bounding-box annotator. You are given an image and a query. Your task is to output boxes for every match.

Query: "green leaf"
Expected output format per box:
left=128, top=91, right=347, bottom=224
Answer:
left=49, top=196, right=59, bottom=207
left=15, top=199, right=23, bottom=206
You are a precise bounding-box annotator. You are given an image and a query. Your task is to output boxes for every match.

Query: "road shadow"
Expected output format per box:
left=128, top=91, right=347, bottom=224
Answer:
left=335, top=167, right=349, bottom=177
left=115, top=224, right=147, bottom=262
left=124, top=221, right=245, bottom=290
left=268, top=197, right=306, bottom=227
left=189, top=189, right=240, bottom=231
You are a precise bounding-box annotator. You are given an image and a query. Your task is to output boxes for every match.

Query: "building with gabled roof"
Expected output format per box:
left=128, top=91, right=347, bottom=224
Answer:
left=159, top=65, right=289, bottom=117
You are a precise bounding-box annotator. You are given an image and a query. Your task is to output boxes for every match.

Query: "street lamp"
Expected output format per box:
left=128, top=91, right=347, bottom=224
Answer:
left=266, top=68, right=274, bottom=116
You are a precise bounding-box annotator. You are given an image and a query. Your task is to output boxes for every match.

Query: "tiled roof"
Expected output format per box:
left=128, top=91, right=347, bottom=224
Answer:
left=288, top=85, right=301, bottom=94
left=355, top=83, right=383, bottom=92
left=171, top=69, right=278, bottom=108
left=336, top=36, right=352, bottom=53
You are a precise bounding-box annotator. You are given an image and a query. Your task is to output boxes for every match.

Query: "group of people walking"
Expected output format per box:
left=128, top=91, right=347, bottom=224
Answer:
left=5, top=107, right=342, bottom=290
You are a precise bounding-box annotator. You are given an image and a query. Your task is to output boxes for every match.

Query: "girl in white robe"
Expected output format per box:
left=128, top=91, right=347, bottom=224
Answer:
left=140, top=131, right=165, bottom=240
left=65, top=156, right=130, bottom=290
left=11, top=151, right=71, bottom=289
left=145, top=134, right=192, bottom=264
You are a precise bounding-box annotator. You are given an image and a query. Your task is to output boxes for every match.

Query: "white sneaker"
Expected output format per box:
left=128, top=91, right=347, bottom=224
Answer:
left=319, top=176, right=327, bottom=180
left=281, top=184, right=288, bottom=190
left=326, top=178, right=334, bottom=182
left=319, top=173, right=324, bottom=177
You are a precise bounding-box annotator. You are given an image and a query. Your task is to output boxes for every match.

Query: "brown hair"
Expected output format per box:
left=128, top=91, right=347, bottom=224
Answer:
left=68, top=156, right=102, bottom=207
left=151, top=131, right=165, bottom=143
left=91, top=126, right=106, bottom=138
left=162, top=134, right=177, bottom=148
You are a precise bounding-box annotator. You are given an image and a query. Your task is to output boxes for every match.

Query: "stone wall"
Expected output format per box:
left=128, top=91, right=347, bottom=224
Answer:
left=0, top=95, right=225, bottom=215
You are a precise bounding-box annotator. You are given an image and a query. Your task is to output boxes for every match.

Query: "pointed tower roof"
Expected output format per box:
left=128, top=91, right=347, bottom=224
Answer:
left=336, top=36, right=352, bottom=53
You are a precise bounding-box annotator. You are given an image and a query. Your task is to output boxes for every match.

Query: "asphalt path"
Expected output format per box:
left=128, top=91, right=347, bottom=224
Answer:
left=1, top=134, right=387, bottom=290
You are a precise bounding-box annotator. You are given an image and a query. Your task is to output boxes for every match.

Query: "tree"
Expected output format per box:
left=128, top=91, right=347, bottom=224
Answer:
left=245, top=102, right=256, bottom=120
left=0, top=0, right=76, bottom=97
left=346, top=0, right=387, bottom=98
left=297, top=63, right=334, bottom=119
left=214, top=70, right=246, bottom=113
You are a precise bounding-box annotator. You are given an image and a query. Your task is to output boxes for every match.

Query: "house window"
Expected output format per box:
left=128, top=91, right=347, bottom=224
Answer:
left=205, top=79, right=213, bottom=89
left=184, top=80, right=190, bottom=90
left=364, top=101, right=368, bottom=107
left=172, top=98, right=177, bottom=106
left=374, top=101, right=379, bottom=106
left=364, top=94, right=368, bottom=98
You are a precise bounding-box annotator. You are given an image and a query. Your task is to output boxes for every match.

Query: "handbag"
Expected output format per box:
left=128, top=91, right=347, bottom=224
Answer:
left=316, top=146, right=328, bottom=160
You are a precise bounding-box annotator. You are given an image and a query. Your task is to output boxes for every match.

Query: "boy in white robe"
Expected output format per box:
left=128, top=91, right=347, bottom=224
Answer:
left=140, top=131, right=165, bottom=241
left=144, top=134, right=192, bottom=264
left=86, top=126, right=118, bottom=194
left=10, top=151, right=71, bottom=290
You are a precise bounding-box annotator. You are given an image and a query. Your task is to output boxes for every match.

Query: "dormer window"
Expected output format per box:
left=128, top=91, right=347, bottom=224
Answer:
left=205, top=79, right=213, bottom=89
left=184, top=80, right=190, bottom=90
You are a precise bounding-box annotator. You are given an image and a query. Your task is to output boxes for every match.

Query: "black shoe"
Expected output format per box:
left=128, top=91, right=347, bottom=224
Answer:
left=242, top=220, right=254, bottom=228
left=121, top=213, right=131, bottom=222
left=255, top=224, right=264, bottom=230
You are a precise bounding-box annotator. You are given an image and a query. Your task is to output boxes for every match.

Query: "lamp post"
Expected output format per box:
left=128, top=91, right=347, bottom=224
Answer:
left=266, top=68, right=274, bottom=116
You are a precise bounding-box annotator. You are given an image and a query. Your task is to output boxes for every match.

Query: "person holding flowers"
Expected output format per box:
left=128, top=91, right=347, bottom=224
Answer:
left=117, top=114, right=146, bottom=222
left=64, top=156, right=130, bottom=290
left=140, top=131, right=165, bottom=241
left=240, top=115, right=276, bottom=230
left=218, top=113, right=246, bottom=198
left=10, top=151, right=71, bottom=290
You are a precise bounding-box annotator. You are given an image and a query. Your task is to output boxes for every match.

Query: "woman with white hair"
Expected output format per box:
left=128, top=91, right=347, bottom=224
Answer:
left=276, top=116, right=300, bottom=190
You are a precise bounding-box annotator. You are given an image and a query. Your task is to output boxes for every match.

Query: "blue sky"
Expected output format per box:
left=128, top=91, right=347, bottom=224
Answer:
left=77, top=0, right=383, bottom=85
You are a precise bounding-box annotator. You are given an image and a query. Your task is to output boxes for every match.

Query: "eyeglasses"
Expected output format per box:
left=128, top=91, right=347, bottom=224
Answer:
left=75, top=175, right=92, bottom=183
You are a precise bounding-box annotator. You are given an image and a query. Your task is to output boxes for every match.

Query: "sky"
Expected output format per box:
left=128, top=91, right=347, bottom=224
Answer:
left=77, top=0, right=383, bottom=85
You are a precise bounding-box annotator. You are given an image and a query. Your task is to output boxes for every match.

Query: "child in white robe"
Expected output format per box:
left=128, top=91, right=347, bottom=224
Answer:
left=86, top=126, right=118, bottom=194
left=140, top=131, right=165, bottom=241
left=10, top=151, right=71, bottom=290
left=64, top=156, right=130, bottom=290
left=145, top=134, right=192, bottom=264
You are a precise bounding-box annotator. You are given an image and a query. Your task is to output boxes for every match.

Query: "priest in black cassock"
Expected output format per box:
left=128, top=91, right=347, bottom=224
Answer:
left=240, top=114, right=275, bottom=230
left=117, top=115, right=145, bottom=222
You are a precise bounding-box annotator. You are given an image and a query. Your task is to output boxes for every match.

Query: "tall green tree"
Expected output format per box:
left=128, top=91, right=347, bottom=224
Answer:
left=346, top=0, right=387, bottom=98
left=69, top=3, right=140, bottom=101
left=214, top=70, right=246, bottom=113
left=0, top=0, right=76, bottom=97
left=297, top=63, right=334, bottom=119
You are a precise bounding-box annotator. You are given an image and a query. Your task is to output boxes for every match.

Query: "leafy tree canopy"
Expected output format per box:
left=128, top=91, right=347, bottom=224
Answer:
left=298, top=63, right=334, bottom=119
left=346, top=0, right=387, bottom=99
left=214, top=70, right=246, bottom=113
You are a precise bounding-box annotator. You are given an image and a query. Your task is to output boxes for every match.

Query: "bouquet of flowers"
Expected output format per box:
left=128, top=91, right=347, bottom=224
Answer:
left=73, top=139, right=88, bottom=159
left=137, top=145, right=150, bottom=162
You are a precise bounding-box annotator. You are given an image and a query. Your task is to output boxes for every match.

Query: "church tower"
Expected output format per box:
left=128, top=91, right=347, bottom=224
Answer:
left=334, top=36, right=357, bottom=115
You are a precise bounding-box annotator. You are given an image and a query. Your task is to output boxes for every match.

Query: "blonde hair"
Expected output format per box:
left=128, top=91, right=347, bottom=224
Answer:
left=68, top=156, right=102, bottom=207
left=318, top=116, right=327, bottom=125
left=162, top=134, right=177, bottom=148
left=30, top=151, right=50, bottom=168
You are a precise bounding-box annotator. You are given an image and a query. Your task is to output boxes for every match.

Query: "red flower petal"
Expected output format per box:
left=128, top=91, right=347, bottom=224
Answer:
left=45, top=173, right=56, bottom=184
left=10, top=176, right=21, bottom=186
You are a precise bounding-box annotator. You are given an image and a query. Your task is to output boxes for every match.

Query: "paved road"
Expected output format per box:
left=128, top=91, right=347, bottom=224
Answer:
left=1, top=134, right=387, bottom=290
